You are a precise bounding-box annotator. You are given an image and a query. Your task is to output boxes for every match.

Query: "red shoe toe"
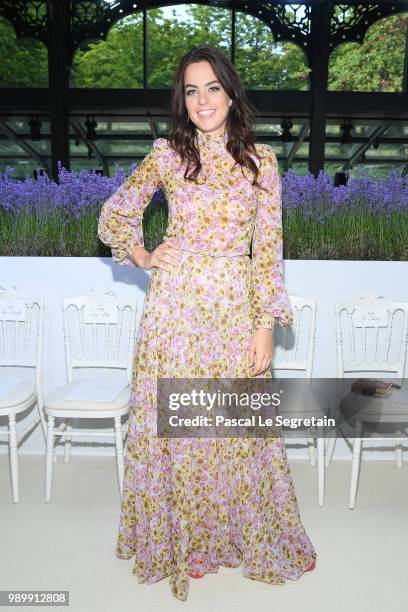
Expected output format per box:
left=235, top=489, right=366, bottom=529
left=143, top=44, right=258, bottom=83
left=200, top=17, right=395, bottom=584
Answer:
left=188, top=559, right=205, bottom=579
left=188, top=570, right=204, bottom=579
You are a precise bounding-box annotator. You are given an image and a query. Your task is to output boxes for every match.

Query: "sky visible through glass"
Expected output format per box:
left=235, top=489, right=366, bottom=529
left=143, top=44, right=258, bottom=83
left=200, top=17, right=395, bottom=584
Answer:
left=101, top=2, right=307, bottom=23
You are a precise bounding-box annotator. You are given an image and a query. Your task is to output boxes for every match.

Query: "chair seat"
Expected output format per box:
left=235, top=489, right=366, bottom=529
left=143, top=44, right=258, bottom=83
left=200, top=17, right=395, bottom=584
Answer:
left=340, top=385, right=408, bottom=420
left=0, top=375, right=37, bottom=415
left=276, top=379, right=330, bottom=415
left=44, top=379, right=131, bottom=418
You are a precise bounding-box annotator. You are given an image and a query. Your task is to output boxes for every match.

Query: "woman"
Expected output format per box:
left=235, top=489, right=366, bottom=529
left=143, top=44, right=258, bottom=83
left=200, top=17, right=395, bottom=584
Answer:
left=98, top=44, right=317, bottom=601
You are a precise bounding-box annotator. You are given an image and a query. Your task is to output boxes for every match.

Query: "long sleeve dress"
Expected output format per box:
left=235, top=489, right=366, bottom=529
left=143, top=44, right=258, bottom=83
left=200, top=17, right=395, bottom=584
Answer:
left=97, top=127, right=317, bottom=601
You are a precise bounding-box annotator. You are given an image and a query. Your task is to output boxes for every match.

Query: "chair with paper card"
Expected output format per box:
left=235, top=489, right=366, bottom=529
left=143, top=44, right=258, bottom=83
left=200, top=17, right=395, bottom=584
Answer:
left=0, top=286, right=44, bottom=503
left=325, top=294, right=408, bottom=509
left=42, top=288, right=138, bottom=502
left=271, top=293, right=329, bottom=507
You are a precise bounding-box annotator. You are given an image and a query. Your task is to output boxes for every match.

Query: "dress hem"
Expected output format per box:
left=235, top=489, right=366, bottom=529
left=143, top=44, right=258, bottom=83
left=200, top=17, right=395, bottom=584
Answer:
left=115, top=546, right=316, bottom=602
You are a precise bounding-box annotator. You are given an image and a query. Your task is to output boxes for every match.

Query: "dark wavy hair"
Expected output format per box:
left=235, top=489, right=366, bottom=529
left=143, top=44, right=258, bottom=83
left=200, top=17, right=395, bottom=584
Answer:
left=167, top=44, right=265, bottom=188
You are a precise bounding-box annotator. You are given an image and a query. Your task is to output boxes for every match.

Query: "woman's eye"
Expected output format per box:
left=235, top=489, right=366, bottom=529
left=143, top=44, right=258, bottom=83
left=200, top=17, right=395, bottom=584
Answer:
left=186, top=86, right=220, bottom=96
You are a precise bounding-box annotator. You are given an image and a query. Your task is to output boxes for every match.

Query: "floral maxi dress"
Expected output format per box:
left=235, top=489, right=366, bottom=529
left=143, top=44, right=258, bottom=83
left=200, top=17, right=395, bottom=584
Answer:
left=97, top=127, right=317, bottom=601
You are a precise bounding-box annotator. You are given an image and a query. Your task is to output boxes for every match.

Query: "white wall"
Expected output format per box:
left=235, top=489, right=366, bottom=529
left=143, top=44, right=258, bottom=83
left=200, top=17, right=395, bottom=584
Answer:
left=0, top=257, right=407, bottom=461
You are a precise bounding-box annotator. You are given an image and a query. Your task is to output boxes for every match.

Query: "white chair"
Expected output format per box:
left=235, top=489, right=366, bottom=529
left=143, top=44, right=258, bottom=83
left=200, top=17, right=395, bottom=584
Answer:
left=326, top=294, right=408, bottom=509
left=272, top=293, right=327, bottom=506
left=0, top=286, right=45, bottom=503
left=41, top=288, right=138, bottom=502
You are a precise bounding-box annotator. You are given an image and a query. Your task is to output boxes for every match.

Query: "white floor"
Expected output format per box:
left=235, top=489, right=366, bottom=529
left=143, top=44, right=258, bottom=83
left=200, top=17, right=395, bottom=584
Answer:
left=0, top=454, right=406, bottom=612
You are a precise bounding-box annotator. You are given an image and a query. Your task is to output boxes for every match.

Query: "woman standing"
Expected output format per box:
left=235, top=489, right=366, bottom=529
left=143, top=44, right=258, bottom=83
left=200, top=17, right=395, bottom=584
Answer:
left=98, top=44, right=316, bottom=601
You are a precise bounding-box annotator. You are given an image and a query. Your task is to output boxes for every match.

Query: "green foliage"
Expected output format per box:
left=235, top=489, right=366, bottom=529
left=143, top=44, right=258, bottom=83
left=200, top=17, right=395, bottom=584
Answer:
left=1, top=205, right=407, bottom=260
left=282, top=208, right=408, bottom=260
left=147, top=6, right=230, bottom=87
left=328, top=13, right=408, bottom=92
left=234, top=11, right=310, bottom=90
left=0, top=16, right=48, bottom=86
left=1, top=8, right=406, bottom=92
left=70, top=6, right=310, bottom=90
left=72, top=15, right=144, bottom=88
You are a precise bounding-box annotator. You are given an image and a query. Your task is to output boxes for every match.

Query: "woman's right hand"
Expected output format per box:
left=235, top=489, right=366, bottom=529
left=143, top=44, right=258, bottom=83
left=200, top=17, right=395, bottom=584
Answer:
left=141, top=238, right=182, bottom=272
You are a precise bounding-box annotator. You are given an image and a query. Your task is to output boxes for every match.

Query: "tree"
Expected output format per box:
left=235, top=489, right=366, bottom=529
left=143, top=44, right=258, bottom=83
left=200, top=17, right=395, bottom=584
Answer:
left=328, top=13, right=408, bottom=91
left=1, top=8, right=407, bottom=93
left=0, top=16, right=48, bottom=87
left=72, top=15, right=144, bottom=87
left=234, top=11, right=310, bottom=90
left=71, top=5, right=310, bottom=90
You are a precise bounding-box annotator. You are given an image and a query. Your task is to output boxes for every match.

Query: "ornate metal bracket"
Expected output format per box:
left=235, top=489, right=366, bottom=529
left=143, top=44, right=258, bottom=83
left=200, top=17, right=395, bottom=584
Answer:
left=69, top=1, right=311, bottom=58
left=0, top=1, right=407, bottom=65
left=330, top=3, right=408, bottom=51
left=0, top=0, right=48, bottom=44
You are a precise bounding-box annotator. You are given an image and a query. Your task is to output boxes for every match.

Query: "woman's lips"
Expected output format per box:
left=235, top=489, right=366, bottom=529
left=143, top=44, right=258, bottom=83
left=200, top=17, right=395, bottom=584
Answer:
left=197, top=109, right=216, bottom=119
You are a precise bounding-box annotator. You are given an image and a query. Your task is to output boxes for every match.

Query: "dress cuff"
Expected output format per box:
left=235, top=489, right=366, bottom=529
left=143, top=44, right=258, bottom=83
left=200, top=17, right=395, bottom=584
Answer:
left=253, top=308, right=293, bottom=329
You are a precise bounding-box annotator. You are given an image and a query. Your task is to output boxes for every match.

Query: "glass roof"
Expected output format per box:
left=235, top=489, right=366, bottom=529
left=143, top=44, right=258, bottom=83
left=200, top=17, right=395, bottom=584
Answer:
left=92, top=122, right=152, bottom=135
left=4, top=120, right=51, bottom=135
left=0, top=141, right=25, bottom=155
left=0, top=116, right=406, bottom=178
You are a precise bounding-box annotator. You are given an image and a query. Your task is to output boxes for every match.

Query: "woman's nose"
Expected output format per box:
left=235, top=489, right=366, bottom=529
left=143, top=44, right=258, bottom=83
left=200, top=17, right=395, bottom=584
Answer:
left=198, top=91, right=208, bottom=105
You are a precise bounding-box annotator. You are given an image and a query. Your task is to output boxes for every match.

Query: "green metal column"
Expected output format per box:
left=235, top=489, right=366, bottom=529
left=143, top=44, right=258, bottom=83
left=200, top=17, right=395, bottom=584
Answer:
left=309, top=0, right=331, bottom=177
left=48, top=0, right=70, bottom=180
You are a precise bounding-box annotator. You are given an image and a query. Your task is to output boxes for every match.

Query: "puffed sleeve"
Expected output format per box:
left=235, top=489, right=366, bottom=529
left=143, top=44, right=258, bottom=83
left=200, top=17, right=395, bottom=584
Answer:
left=251, top=145, right=294, bottom=329
left=97, top=139, right=163, bottom=267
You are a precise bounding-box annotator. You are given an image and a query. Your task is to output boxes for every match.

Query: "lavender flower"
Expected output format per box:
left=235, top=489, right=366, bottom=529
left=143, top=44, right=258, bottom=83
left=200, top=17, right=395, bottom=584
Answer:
left=1, top=164, right=407, bottom=220
left=0, top=163, right=162, bottom=221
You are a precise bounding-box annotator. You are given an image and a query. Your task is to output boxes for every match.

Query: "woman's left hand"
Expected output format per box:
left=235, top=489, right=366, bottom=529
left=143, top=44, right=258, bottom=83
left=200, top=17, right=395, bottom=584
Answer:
left=248, top=328, right=274, bottom=376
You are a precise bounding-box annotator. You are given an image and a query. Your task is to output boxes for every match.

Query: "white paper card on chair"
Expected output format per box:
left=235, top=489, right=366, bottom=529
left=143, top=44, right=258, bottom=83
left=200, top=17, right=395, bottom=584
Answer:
left=0, top=376, right=23, bottom=397
left=0, top=299, right=27, bottom=322
left=353, top=305, right=388, bottom=327
left=82, top=303, right=118, bottom=324
left=65, top=378, right=128, bottom=402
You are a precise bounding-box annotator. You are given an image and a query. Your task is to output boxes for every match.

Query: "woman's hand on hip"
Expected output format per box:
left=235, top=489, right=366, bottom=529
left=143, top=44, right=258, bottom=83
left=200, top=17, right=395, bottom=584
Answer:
left=248, top=328, right=274, bottom=376
left=142, top=238, right=182, bottom=271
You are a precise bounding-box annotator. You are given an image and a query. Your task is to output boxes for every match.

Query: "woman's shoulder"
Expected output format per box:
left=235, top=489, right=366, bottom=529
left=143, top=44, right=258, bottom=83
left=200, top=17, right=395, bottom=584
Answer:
left=253, top=142, right=279, bottom=172
left=152, top=137, right=179, bottom=163
left=152, top=137, right=169, bottom=151
left=254, top=142, right=278, bottom=160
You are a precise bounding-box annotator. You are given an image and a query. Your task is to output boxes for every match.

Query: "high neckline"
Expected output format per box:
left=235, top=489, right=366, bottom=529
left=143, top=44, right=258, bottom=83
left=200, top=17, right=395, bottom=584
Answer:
left=195, top=127, right=228, bottom=153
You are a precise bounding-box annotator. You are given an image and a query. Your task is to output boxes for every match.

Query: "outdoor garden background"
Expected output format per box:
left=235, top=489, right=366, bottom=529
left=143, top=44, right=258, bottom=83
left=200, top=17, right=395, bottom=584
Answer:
left=0, top=6, right=407, bottom=261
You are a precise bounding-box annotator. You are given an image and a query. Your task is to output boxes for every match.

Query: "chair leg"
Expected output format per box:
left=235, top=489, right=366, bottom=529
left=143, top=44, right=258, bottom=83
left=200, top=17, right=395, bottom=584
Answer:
left=114, top=416, right=124, bottom=498
left=9, top=413, right=19, bottom=504
left=42, top=420, right=57, bottom=464
left=38, top=401, right=47, bottom=445
left=45, top=416, right=55, bottom=502
left=325, top=436, right=336, bottom=467
left=307, top=437, right=316, bottom=466
left=349, top=437, right=362, bottom=510
left=64, top=421, right=72, bottom=464
left=316, top=436, right=325, bottom=507
left=395, top=436, right=403, bottom=468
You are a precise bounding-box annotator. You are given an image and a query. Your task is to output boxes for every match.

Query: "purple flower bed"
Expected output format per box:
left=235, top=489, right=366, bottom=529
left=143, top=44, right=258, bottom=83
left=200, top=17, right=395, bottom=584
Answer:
left=0, top=164, right=407, bottom=259
left=282, top=167, right=408, bottom=219
left=1, top=164, right=407, bottom=218
left=0, top=163, right=137, bottom=220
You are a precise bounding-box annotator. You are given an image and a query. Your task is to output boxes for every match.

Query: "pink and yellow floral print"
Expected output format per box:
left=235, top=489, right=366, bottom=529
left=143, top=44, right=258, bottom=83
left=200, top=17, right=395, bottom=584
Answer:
left=97, top=128, right=316, bottom=601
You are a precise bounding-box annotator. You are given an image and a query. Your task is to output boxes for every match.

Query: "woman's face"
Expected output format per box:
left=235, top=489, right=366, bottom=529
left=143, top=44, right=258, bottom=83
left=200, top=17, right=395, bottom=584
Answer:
left=183, top=60, right=232, bottom=137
